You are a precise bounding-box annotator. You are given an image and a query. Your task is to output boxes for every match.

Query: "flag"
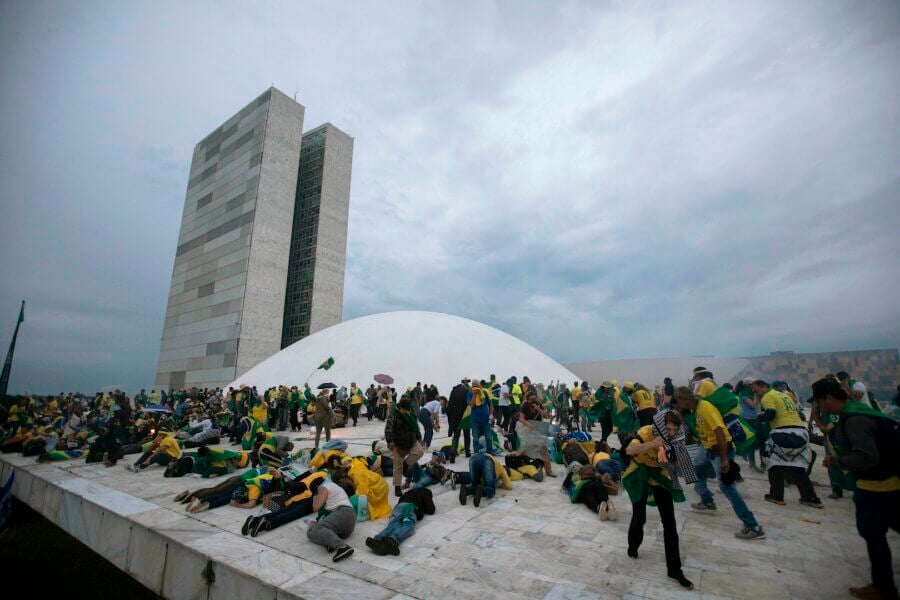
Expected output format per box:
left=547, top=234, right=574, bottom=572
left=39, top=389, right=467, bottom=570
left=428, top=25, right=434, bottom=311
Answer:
left=0, top=301, right=25, bottom=400
left=318, top=357, right=335, bottom=371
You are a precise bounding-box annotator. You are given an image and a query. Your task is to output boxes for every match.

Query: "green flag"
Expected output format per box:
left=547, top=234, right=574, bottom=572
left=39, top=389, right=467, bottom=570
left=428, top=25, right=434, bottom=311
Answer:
left=318, top=357, right=335, bottom=371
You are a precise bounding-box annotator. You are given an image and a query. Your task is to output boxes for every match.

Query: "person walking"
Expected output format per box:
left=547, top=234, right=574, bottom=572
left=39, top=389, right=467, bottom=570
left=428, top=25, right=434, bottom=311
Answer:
left=386, top=398, right=425, bottom=496
left=313, top=389, right=333, bottom=448
left=813, top=378, right=900, bottom=600
left=675, top=387, right=765, bottom=540
left=623, top=410, right=694, bottom=590
left=469, top=379, right=494, bottom=454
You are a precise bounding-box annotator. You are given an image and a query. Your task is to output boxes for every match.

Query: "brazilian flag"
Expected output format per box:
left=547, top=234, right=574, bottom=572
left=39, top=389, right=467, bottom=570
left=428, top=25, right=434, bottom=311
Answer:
left=703, top=386, right=756, bottom=455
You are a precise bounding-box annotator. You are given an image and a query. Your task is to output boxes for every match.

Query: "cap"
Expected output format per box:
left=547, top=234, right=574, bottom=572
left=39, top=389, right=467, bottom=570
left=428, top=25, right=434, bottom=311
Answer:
left=623, top=381, right=634, bottom=389
left=742, top=377, right=754, bottom=385
left=601, top=381, right=614, bottom=388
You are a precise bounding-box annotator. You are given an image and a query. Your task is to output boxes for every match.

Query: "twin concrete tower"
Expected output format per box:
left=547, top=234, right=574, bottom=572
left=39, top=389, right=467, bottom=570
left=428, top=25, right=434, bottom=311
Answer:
left=154, top=88, right=352, bottom=390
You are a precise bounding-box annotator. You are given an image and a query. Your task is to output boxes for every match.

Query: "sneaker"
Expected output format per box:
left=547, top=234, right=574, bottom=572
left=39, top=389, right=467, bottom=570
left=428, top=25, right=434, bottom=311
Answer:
left=449, top=471, right=458, bottom=490
left=250, top=517, right=271, bottom=538
left=735, top=526, right=766, bottom=540
left=598, top=502, right=608, bottom=521
left=473, top=485, right=484, bottom=507
left=605, top=499, right=617, bottom=521
left=174, top=490, right=191, bottom=503
left=241, top=515, right=258, bottom=536
left=366, top=537, right=387, bottom=555
left=459, top=483, right=468, bottom=505
left=828, top=491, right=843, bottom=500
left=800, top=498, right=825, bottom=509
left=668, top=572, right=695, bottom=590
left=627, top=546, right=639, bottom=559
left=395, top=486, right=403, bottom=497
left=125, top=464, right=138, bottom=472
left=534, top=467, right=544, bottom=482
left=764, top=494, right=785, bottom=506
left=333, top=545, right=354, bottom=562
left=691, top=501, right=717, bottom=512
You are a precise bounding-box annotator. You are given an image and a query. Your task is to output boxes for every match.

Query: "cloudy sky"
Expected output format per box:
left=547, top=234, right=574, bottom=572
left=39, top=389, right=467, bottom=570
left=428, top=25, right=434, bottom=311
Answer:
left=1, top=1, right=898, bottom=394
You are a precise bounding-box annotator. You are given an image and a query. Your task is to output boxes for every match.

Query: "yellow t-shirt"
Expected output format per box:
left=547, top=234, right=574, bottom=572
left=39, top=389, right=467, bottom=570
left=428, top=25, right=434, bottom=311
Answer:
left=490, top=455, right=513, bottom=490
left=695, top=399, right=731, bottom=449
left=696, top=379, right=718, bottom=399
left=760, top=390, right=803, bottom=429
left=591, top=451, right=611, bottom=467
left=629, top=425, right=661, bottom=467
left=159, top=436, right=182, bottom=459
left=633, top=390, right=655, bottom=411
left=251, top=401, right=267, bottom=424
left=350, top=388, right=364, bottom=405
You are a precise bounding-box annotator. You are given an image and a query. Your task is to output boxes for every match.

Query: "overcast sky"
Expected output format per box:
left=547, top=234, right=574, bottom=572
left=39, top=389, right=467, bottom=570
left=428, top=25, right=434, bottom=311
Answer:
left=1, top=1, right=898, bottom=394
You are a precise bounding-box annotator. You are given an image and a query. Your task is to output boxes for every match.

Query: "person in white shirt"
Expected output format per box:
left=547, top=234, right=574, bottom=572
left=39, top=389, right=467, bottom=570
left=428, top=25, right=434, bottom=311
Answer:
left=499, top=383, right=511, bottom=430
left=419, top=397, right=443, bottom=449
left=306, top=472, right=356, bottom=562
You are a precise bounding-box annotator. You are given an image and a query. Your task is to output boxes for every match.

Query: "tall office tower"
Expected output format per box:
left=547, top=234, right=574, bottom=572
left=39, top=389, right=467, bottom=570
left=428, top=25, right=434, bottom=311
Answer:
left=281, top=124, right=353, bottom=348
left=154, top=88, right=352, bottom=391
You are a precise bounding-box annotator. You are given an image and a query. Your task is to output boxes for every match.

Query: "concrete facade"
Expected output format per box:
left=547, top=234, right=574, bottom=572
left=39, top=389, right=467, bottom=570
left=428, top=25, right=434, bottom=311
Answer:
left=281, top=124, right=353, bottom=348
left=155, top=88, right=306, bottom=390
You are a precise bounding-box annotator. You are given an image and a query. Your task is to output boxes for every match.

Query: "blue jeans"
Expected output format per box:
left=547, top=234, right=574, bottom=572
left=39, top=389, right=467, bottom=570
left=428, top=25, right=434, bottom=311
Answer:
left=413, top=467, right=439, bottom=489
left=374, top=503, right=418, bottom=543
left=471, top=419, right=493, bottom=454
left=579, top=409, right=590, bottom=432
left=694, top=448, right=759, bottom=530
left=419, top=408, right=434, bottom=447
left=467, top=453, right=497, bottom=498
left=595, top=459, right=623, bottom=481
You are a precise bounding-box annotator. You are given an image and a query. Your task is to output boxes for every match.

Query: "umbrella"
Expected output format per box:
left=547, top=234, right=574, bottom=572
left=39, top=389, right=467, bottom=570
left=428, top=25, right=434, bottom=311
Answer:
left=374, top=374, right=394, bottom=385
left=317, top=382, right=337, bottom=390
left=140, top=405, right=174, bottom=414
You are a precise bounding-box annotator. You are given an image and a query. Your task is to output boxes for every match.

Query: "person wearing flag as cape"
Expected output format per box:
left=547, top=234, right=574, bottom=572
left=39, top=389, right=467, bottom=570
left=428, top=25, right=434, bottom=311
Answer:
left=813, top=377, right=900, bottom=600
left=613, top=381, right=639, bottom=445
left=623, top=408, right=694, bottom=590
left=675, top=386, right=765, bottom=540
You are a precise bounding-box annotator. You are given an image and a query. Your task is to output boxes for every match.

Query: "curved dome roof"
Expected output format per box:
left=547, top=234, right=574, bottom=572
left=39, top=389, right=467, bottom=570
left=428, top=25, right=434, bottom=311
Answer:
left=228, top=311, right=578, bottom=394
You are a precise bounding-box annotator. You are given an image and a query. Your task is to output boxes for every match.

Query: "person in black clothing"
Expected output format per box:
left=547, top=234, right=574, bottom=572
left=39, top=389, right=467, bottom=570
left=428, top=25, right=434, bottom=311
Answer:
left=813, top=377, right=900, bottom=600
left=365, top=487, right=436, bottom=555
left=386, top=398, right=425, bottom=496
left=445, top=380, right=472, bottom=461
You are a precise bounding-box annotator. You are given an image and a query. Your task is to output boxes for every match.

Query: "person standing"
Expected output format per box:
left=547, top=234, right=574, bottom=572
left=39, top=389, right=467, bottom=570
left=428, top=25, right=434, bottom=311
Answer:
left=446, top=379, right=472, bottom=460
left=387, top=398, right=425, bottom=496
left=469, top=379, right=494, bottom=454
left=751, top=380, right=822, bottom=508
left=813, top=378, right=900, bottom=600
left=499, top=379, right=512, bottom=431
left=592, top=382, right=615, bottom=443
left=675, top=387, right=765, bottom=540
left=349, top=383, right=364, bottom=426
left=366, top=384, right=378, bottom=421
left=313, top=389, right=333, bottom=448
left=737, top=379, right=762, bottom=472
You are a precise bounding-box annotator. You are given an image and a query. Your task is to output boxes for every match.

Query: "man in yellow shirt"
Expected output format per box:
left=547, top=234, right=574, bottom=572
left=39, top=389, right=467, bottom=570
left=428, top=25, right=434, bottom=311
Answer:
left=349, top=383, right=365, bottom=426
left=675, top=387, right=764, bottom=540
left=127, top=432, right=182, bottom=472
left=632, top=384, right=657, bottom=426
left=751, top=380, right=821, bottom=508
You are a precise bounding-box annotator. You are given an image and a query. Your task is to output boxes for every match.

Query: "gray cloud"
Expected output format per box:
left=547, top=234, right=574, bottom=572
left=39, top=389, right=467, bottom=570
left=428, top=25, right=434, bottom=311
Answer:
left=1, top=1, right=898, bottom=393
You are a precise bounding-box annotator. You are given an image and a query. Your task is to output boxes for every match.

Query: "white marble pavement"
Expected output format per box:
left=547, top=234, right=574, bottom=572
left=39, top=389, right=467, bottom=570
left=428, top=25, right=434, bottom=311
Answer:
left=2, top=415, right=898, bottom=599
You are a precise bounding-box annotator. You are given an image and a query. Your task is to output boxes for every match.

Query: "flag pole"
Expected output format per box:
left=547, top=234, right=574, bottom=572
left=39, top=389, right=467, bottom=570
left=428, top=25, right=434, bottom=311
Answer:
left=0, top=300, right=25, bottom=400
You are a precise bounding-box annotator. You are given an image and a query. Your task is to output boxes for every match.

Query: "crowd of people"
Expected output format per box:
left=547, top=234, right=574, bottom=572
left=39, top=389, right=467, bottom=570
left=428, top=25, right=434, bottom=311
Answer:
left=1, top=370, right=898, bottom=598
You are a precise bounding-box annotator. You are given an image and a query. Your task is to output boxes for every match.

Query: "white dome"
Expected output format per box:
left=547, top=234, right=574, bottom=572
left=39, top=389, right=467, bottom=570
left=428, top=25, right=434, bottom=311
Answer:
left=228, top=311, right=578, bottom=394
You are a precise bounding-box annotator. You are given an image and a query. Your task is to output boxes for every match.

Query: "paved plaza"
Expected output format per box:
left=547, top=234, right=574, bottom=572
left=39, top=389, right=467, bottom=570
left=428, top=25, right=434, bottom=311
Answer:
left=3, top=413, right=898, bottom=600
